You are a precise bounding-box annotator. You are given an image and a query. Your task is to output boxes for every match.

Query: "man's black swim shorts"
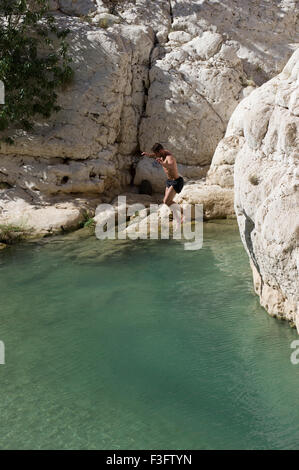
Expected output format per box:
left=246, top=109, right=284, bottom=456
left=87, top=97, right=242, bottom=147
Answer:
left=166, top=176, right=184, bottom=194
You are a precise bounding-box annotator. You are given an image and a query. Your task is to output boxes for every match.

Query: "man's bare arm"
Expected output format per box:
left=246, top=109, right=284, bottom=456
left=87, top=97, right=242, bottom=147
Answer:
left=141, top=151, right=156, bottom=157
left=156, top=155, right=173, bottom=168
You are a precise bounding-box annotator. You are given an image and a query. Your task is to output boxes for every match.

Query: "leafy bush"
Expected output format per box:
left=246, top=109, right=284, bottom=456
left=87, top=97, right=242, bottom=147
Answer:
left=83, top=218, right=96, bottom=228
left=0, top=223, right=33, bottom=243
left=0, top=0, right=73, bottom=136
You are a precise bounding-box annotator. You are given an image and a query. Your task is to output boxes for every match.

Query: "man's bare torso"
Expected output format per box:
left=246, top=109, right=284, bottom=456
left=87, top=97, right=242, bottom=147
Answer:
left=160, top=150, right=179, bottom=180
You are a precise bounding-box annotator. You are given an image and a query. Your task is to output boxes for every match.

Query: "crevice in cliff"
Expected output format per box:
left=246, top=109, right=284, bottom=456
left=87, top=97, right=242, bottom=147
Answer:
left=165, top=0, right=174, bottom=43
left=242, top=209, right=264, bottom=294
left=124, top=31, right=159, bottom=186
left=168, top=0, right=174, bottom=24
left=135, top=33, right=159, bottom=156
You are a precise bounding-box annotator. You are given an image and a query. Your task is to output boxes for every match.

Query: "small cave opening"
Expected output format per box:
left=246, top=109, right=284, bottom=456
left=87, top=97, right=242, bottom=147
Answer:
left=0, top=181, right=13, bottom=190
left=61, top=176, right=69, bottom=185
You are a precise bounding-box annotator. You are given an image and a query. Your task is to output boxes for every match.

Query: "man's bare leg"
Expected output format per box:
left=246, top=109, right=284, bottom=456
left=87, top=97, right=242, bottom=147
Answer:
left=163, top=186, right=183, bottom=228
left=163, top=186, right=176, bottom=206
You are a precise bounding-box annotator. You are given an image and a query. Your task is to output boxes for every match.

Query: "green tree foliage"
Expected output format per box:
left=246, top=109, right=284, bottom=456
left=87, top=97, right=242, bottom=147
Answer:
left=0, top=0, right=73, bottom=136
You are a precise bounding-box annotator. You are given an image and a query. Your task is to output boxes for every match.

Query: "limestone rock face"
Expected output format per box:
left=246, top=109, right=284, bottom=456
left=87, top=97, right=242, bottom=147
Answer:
left=170, top=0, right=298, bottom=83
left=175, top=182, right=235, bottom=220
left=139, top=36, right=248, bottom=166
left=206, top=135, right=244, bottom=188
left=109, top=0, right=172, bottom=44
left=1, top=1, right=298, bottom=234
left=139, top=0, right=298, bottom=166
left=0, top=155, right=117, bottom=195
left=232, top=49, right=299, bottom=328
left=0, top=17, right=154, bottom=232
left=0, top=17, right=155, bottom=234
left=1, top=18, right=153, bottom=162
left=59, top=0, right=97, bottom=16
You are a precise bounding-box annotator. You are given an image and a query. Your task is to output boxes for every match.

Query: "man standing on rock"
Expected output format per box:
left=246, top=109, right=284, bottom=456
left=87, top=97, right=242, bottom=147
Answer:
left=141, top=143, right=184, bottom=207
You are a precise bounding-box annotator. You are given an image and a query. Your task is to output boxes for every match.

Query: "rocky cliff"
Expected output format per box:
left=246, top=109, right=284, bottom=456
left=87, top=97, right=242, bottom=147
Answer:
left=233, top=49, right=298, bottom=330
left=0, top=1, right=298, bottom=329
left=1, top=0, right=298, bottom=232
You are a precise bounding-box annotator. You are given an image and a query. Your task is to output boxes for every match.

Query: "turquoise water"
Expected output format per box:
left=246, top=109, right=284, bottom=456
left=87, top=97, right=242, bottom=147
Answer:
left=0, top=221, right=298, bottom=450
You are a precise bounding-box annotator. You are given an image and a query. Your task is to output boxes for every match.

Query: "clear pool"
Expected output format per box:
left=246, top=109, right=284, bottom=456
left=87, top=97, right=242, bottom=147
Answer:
left=0, top=221, right=298, bottom=449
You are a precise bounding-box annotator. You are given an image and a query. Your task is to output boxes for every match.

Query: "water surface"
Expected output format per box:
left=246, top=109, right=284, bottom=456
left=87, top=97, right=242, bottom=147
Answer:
left=0, top=221, right=298, bottom=449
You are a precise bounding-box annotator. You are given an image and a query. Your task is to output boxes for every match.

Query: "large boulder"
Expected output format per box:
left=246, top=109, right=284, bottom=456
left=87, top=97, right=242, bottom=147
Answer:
left=139, top=0, right=298, bottom=167
left=134, top=156, right=209, bottom=192
left=139, top=36, right=248, bottom=166
left=206, top=135, right=245, bottom=189
left=58, top=0, right=97, bottom=16
left=175, top=181, right=235, bottom=220
left=0, top=187, right=98, bottom=236
left=233, top=49, right=299, bottom=329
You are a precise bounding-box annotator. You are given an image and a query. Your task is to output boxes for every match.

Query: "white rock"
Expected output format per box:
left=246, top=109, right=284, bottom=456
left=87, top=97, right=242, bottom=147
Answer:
left=59, top=0, right=97, bottom=16
left=175, top=181, right=235, bottom=220
left=0, top=188, right=97, bottom=235
left=214, top=43, right=241, bottom=66
left=182, top=32, right=223, bottom=60
left=207, top=135, right=245, bottom=188
left=0, top=18, right=154, bottom=199
left=1, top=1, right=298, bottom=243
left=233, top=49, right=299, bottom=327
left=168, top=31, right=192, bottom=45
left=94, top=1, right=109, bottom=13
left=113, top=0, right=171, bottom=44
left=139, top=0, right=298, bottom=166
left=134, top=157, right=209, bottom=192
left=94, top=191, right=164, bottom=239
left=171, top=0, right=298, bottom=83
left=92, top=13, right=121, bottom=28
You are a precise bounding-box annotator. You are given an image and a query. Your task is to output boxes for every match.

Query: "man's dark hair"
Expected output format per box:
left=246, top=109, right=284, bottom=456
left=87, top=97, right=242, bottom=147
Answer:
left=152, top=143, right=164, bottom=153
